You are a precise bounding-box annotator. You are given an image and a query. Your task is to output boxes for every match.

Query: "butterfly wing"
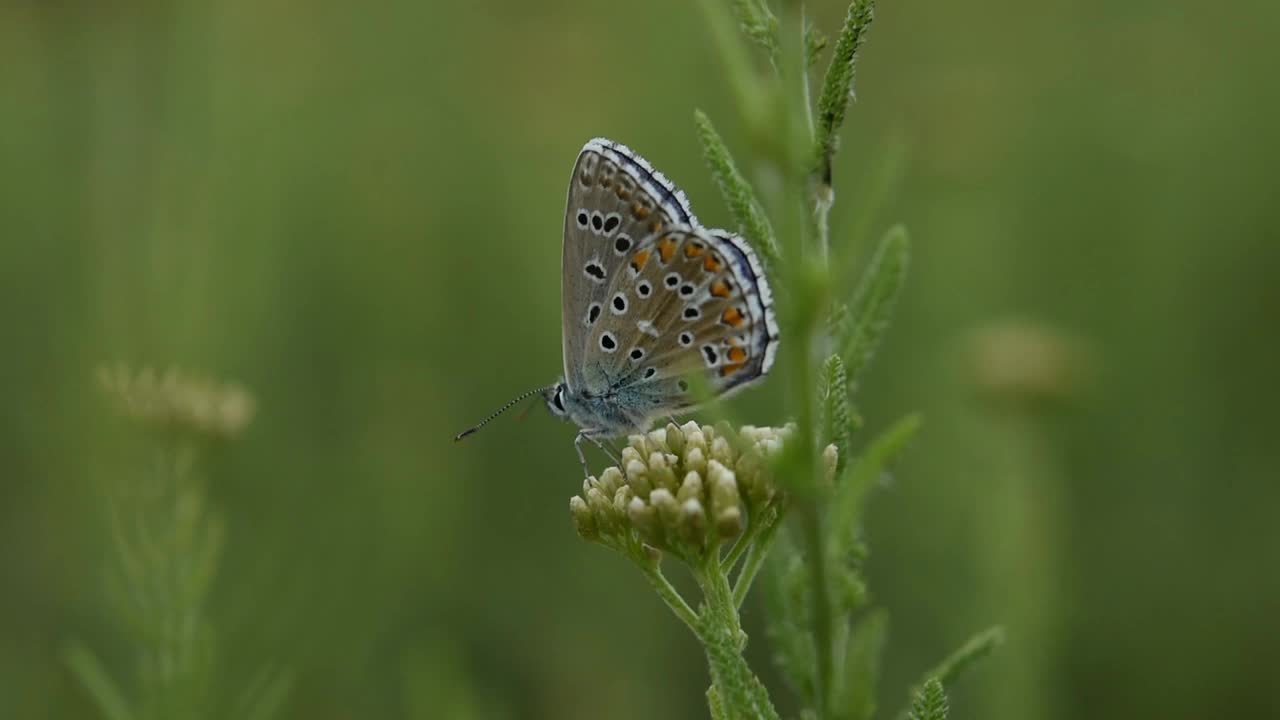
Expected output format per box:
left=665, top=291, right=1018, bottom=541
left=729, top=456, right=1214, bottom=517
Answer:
left=561, top=138, right=699, bottom=394
left=590, top=224, right=779, bottom=420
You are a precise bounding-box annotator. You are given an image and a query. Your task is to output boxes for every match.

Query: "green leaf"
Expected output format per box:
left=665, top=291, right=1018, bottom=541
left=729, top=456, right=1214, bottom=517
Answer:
left=836, top=225, right=909, bottom=388
left=805, top=19, right=829, bottom=69
left=707, top=685, right=729, bottom=720
left=828, top=413, right=921, bottom=562
left=907, top=678, right=949, bottom=720
left=762, top=533, right=817, bottom=703
left=234, top=664, right=294, bottom=720
left=63, top=644, right=135, bottom=720
left=820, top=354, right=857, bottom=472
left=730, top=0, right=780, bottom=66
left=814, top=0, right=876, bottom=181
left=897, top=627, right=1005, bottom=720
left=835, top=609, right=888, bottom=720
left=694, top=109, right=781, bottom=272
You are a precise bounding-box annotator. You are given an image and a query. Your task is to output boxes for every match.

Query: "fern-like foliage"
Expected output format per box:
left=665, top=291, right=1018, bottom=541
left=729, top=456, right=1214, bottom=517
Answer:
left=908, top=679, right=949, bottom=720
left=695, top=109, right=781, bottom=271
left=834, top=225, right=910, bottom=389
left=815, top=0, right=876, bottom=180
left=820, top=355, right=855, bottom=473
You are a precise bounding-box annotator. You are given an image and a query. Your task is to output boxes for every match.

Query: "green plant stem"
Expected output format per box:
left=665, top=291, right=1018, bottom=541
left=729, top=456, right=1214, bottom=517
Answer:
left=695, top=552, right=781, bottom=720
left=635, top=557, right=701, bottom=635
left=733, top=502, right=786, bottom=608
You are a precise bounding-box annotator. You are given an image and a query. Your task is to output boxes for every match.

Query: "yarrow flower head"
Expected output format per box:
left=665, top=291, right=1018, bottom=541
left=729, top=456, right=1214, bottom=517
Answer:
left=570, top=421, right=810, bottom=563
left=98, top=365, right=256, bottom=439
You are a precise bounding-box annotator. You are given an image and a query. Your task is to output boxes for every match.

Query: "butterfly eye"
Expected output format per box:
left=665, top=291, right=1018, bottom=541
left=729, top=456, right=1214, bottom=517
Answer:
left=553, top=387, right=566, bottom=412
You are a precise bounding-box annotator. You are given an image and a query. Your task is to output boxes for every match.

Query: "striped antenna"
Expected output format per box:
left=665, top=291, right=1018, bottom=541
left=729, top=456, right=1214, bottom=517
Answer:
left=454, top=385, right=554, bottom=442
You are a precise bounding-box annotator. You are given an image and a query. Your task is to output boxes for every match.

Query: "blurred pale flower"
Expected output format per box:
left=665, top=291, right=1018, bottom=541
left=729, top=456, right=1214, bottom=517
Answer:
left=98, top=365, right=256, bottom=439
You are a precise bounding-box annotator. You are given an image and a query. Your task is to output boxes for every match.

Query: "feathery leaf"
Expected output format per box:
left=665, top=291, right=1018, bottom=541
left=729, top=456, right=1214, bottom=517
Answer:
left=694, top=109, right=781, bottom=271
left=814, top=0, right=876, bottom=182
left=897, top=627, right=1005, bottom=720
left=828, top=413, right=921, bottom=561
left=64, top=645, right=135, bottom=720
left=836, top=609, right=888, bottom=720
left=820, top=354, right=857, bottom=472
left=908, top=678, right=949, bottom=720
left=836, top=225, right=909, bottom=388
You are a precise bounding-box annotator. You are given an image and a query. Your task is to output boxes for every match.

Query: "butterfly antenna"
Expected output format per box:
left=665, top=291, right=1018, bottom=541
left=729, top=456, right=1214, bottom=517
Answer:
left=454, top=385, right=554, bottom=442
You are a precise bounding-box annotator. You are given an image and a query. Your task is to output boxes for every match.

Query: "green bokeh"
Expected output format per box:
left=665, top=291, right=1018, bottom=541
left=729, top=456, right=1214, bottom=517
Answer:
left=2, top=1, right=1276, bottom=718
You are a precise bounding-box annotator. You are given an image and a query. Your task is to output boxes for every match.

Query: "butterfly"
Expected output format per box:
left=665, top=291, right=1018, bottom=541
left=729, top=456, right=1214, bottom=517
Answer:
left=456, top=138, right=779, bottom=475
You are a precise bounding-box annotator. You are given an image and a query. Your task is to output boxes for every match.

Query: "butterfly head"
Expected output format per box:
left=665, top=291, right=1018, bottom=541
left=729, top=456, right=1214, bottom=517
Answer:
left=543, top=380, right=570, bottom=420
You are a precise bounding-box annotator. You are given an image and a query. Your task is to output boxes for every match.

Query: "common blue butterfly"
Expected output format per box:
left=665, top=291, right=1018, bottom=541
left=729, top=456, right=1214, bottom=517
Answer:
left=457, top=139, right=779, bottom=474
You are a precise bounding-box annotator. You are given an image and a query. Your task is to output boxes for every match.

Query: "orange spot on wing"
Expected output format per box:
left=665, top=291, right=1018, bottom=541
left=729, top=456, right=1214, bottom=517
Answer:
left=658, top=236, right=678, bottom=263
left=728, top=346, right=748, bottom=363
left=721, top=307, right=744, bottom=327
left=703, top=254, right=724, bottom=273
left=632, top=203, right=651, bottom=220
left=710, top=279, right=731, bottom=298
left=684, top=242, right=705, bottom=258
left=630, top=249, right=651, bottom=272
left=720, top=362, right=746, bottom=376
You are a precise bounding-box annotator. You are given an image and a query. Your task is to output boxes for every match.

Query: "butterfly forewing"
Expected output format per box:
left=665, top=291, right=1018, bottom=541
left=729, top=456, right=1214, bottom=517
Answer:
left=562, top=139, right=698, bottom=394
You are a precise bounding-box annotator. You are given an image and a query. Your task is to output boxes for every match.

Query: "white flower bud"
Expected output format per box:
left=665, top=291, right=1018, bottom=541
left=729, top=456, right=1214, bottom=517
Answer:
left=679, top=498, right=708, bottom=547
left=677, top=471, right=704, bottom=505
left=648, top=451, right=677, bottom=492
left=685, top=447, right=708, bottom=477
left=621, top=445, right=643, bottom=468
left=598, top=466, right=625, bottom=496
left=625, top=459, right=652, bottom=497
left=647, top=428, right=669, bottom=452
left=710, top=436, right=736, bottom=466
left=627, top=433, right=649, bottom=456
left=823, top=443, right=840, bottom=487
left=628, top=496, right=659, bottom=542
left=650, top=488, right=681, bottom=534
left=665, top=423, right=685, bottom=455
left=570, top=496, right=598, bottom=540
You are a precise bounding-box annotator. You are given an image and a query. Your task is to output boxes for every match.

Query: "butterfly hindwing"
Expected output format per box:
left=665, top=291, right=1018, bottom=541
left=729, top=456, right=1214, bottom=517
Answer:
left=595, top=225, right=778, bottom=413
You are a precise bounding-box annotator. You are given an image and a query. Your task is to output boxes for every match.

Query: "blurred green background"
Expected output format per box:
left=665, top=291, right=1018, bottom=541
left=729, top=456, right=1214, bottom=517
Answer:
left=2, top=0, right=1277, bottom=718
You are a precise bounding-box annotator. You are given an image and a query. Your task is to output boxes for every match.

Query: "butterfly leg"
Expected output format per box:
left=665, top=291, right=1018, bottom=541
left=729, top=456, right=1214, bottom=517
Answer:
left=573, top=431, right=593, bottom=478
left=587, top=434, right=621, bottom=465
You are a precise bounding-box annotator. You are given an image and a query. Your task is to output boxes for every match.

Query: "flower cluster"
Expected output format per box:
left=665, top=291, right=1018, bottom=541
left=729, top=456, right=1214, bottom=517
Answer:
left=98, top=365, right=256, bottom=439
left=570, top=421, right=799, bottom=561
